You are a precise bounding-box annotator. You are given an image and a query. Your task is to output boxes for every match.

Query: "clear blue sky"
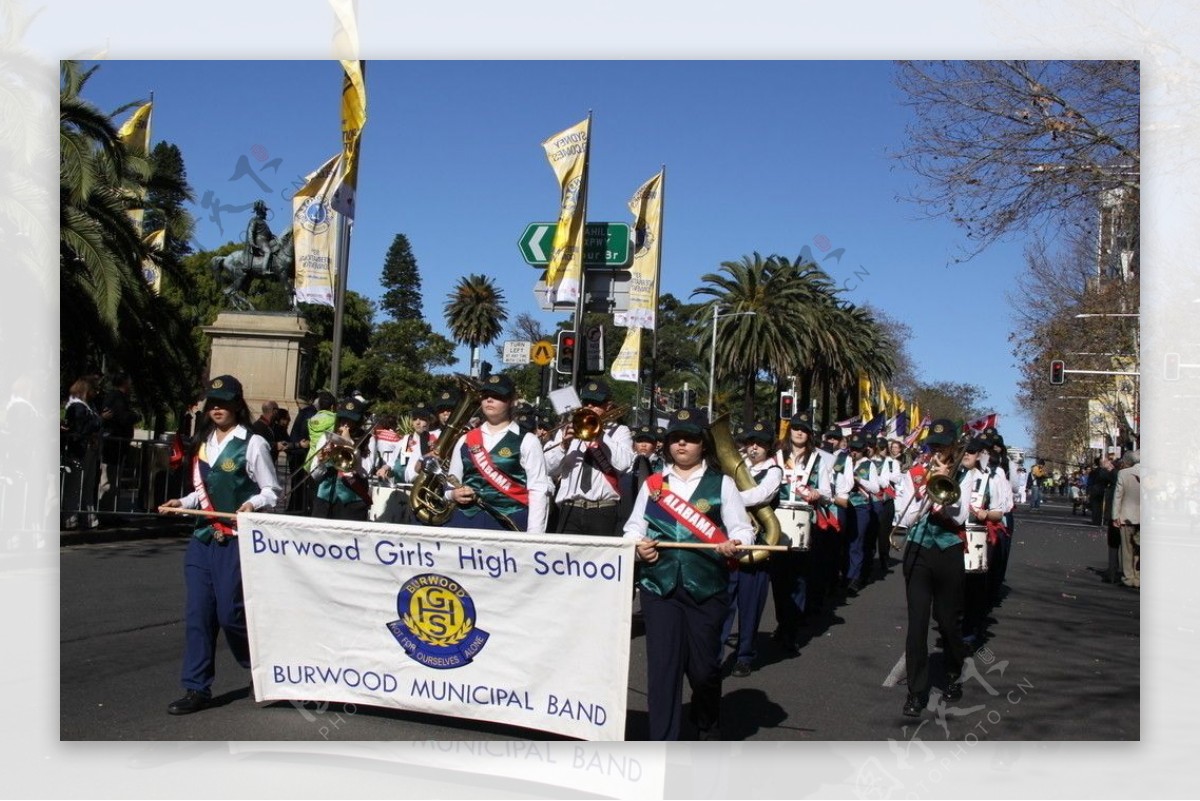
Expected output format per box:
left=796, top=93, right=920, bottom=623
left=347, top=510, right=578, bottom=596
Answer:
left=82, top=60, right=1032, bottom=446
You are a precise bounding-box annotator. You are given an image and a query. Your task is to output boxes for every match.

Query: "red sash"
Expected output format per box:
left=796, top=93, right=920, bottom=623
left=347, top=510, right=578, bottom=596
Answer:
left=191, top=445, right=236, bottom=538
left=645, top=474, right=728, bottom=546
left=585, top=440, right=620, bottom=492
left=465, top=428, right=530, bottom=505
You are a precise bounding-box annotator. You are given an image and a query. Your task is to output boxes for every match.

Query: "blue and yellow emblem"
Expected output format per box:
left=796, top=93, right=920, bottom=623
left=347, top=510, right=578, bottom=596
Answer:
left=386, top=573, right=489, bottom=670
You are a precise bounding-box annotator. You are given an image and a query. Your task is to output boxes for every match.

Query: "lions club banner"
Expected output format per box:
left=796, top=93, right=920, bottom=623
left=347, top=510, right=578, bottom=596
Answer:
left=238, top=514, right=634, bottom=741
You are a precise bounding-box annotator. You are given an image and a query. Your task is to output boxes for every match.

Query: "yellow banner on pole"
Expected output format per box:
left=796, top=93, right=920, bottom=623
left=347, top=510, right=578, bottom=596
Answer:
left=332, top=60, right=366, bottom=218
left=118, top=101, right=152, bottom=232
left=292, top=154, right=341, bottom=307
left=541, top=117, right=589, bottom=305
left=141, top=228, right=164, bottom=294
left=617, top=169, right=663, bottom=330
left=610, top=326, right=642, bottom=384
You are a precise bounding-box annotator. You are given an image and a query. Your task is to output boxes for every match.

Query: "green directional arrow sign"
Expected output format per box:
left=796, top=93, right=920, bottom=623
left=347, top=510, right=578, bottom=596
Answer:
left=518, top=222, right=630, bottom=268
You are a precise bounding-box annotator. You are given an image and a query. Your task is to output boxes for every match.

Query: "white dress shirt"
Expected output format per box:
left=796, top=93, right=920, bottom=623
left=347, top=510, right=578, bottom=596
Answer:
left=179, top=425, right=280, bottom=511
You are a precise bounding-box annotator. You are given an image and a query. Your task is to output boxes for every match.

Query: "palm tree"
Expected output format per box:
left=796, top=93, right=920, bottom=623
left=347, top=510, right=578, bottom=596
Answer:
left=692, top=252, right=834, bottom=422
left=444, top=274, right=508, bottom=378
left=60, top=61, right=200, bottom=420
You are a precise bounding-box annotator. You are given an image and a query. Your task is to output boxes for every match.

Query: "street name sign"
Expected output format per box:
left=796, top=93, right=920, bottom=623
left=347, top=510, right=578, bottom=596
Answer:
left=518, top=222, right=630, bottom=268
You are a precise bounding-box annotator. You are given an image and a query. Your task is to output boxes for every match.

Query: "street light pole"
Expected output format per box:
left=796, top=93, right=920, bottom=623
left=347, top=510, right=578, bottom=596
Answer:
left=708, top=306, right=756, bottom=420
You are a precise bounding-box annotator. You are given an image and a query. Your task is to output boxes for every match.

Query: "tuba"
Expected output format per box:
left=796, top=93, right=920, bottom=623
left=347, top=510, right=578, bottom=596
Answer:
left=408, top=376, right=482, bottom=526
left=708, top=413, right=783, bottom=565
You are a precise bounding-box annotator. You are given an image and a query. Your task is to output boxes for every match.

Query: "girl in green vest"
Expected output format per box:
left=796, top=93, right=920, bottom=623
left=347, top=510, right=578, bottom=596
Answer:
left=623, top=408, right=754, bottom=740
left=159, top=375, right=280, bottom=715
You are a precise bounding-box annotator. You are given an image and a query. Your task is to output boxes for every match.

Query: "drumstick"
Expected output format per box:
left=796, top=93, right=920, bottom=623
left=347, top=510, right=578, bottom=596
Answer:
left=653, top=542, right=792, bottom=552
left=158, top=507, right=239, bottom=520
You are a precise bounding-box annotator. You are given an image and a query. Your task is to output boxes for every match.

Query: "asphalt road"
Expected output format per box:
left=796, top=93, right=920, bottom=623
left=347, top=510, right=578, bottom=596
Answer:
left=59, top=497, right=1138, bottom=743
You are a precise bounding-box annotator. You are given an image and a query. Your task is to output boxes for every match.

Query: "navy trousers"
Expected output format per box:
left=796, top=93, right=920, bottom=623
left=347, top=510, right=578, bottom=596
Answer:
left=182, top=536, right=250, bottom=693
left=641, top=585, right=728, bottom=740
left=721, top=565, right=770, bottom=663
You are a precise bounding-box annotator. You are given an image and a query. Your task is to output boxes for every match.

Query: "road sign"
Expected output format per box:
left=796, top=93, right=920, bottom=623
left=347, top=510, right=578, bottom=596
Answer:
left=502, top=340, right=531, bottom=366
left=530, top=339, right=555, bottom=367
left=534, top=270, right=631, bottom=313
left=518, top=222, right=630, bottom=267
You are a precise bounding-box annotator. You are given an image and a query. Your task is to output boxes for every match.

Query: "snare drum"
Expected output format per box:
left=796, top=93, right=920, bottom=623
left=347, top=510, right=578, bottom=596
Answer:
left=777, top=502, right=814, bottom=551
left=963, top=526, right=989, bottom=573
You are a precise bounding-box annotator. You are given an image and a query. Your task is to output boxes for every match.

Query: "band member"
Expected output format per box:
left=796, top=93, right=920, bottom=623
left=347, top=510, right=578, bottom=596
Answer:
left=619, top=425, right=663, bottom=529
left=430, top=387, right=459, bottom=440
left=159, top=375, right=280, bottom=715
left=872, top=436, right=902, bottom=576
left=624, top=408, right=754, bottom=740
left=980, top=428, right=1016, bottom=604
left=836, top=431, right=880, bottom=595
left=385, top=405, right=434, bottom=484
left=960, top=436, right=1013, bottom=643
left=309, top=399, right=372, bottom=521
left=545, top=380, right=633, bottom=536
left=721, top=421, right=782, bottom=677
left=770, top=411, right=835, bottom=651
left=445, top=373, right=551, bottom=534
left=365, top=413, right=400, bottom=478
left=894, top=419, right=971, bottom=717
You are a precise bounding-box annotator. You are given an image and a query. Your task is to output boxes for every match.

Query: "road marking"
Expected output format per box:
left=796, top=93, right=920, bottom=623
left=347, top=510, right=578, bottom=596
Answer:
left=882, top=654, right=907, bottom=687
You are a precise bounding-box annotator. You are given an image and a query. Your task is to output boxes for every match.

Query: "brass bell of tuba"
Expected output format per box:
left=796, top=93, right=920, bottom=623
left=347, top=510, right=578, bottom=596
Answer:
left=408, top=376, right=482, bottom=526
left=708, top=413, right=783, bottom=565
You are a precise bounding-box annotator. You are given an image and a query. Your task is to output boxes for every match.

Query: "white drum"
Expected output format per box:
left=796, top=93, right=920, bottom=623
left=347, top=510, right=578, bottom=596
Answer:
left=964, top=526, right=989, bottom=573
left=777, top=502, right=814, bottom=551
left=369, top=482, right=412, bottom=524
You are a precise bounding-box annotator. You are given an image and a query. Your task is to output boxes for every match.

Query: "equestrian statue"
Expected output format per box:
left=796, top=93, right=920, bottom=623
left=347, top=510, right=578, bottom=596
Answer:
left=209, top=199, right=296, bottom=310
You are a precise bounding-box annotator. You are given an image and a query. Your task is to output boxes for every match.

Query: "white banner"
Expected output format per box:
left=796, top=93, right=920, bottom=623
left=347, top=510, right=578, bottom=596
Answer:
left=237, top=514, right=633, bottom=741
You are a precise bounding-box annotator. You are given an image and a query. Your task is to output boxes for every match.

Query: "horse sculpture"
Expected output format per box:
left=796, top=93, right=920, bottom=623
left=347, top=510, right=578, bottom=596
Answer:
left=209, top=228, right=296, bottom=310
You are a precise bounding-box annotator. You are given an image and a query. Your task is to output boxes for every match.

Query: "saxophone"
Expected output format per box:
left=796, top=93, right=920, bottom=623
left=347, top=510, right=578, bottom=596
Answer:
left=409, top=376, right=482, bottom=526
left=708, top=413, right=783, bottom=565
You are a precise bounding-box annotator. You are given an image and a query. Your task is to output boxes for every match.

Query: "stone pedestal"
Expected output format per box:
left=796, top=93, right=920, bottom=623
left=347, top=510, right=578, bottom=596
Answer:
left=203, top=311, right=315, bottom=415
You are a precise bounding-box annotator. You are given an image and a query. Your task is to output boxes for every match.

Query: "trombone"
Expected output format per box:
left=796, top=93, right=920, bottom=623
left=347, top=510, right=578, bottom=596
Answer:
left=888, top=435, right=969, bottom=543
left=542, top=405, right=630, bottom=451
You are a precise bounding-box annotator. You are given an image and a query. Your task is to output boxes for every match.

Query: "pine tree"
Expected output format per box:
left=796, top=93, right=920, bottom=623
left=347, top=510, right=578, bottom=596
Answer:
left=379, top=233, right=423, bottom=321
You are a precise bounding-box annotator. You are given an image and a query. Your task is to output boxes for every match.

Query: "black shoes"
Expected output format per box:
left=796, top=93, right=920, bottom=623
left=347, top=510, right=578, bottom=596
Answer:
left=731, top=661, right=752, bottom=678
left=167, top=690, right=212, bottom=715
left=944, top=681, right=963, bottom=702
left=902, top=694, right=925, bottom=717
left=846, top=580, right=863, bottom=597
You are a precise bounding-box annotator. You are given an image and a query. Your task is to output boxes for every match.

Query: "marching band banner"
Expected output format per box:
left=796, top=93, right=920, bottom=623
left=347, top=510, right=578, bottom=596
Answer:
left=291, top=153, right=341, bottom=307
left=238, top=513, right=634, bottom=741
left=541, top=117, right=590, bottom=305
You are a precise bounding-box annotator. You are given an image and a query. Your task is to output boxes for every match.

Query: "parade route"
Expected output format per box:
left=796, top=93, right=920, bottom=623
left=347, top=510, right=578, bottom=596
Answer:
left=57, top=498, right=1138, bottom=744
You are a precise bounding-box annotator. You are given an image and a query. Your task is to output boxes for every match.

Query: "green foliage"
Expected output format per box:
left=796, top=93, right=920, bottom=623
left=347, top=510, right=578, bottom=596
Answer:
left=379, top=233, right=423, bottom=321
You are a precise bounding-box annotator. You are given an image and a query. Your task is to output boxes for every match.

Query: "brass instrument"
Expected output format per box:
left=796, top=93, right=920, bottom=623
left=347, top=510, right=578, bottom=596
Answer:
left=409, top=376, right=482, bottom=526
left=708, top=413, right=783, bottom=565
left=542, top=404, right=631, bottom=451
left=326, top=434, right=359, bottom=472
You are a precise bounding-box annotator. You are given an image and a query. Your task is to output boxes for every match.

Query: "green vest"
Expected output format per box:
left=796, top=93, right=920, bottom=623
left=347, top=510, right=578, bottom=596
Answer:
left=194, top=435, right=258, bottom=543
left=316, top=469, right=367, bottom=505
left=459, top=430, right=528, bottom=519
left=906, top=469, right=967, bottom=551
left=638, top=469, right=729, bottom=603
left=778, top=450, right=822, bottom=504
left=849, top=459, right=872, bottom=507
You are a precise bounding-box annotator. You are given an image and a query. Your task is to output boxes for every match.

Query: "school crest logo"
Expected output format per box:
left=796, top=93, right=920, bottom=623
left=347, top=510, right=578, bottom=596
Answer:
left=219, top=458, right=238, bottom=473
left=386, top=574, right=489, bottom=670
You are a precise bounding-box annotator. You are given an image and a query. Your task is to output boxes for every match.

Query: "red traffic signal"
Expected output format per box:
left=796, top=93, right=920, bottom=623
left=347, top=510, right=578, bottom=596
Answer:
left=555, top=330, right=576, bottom=375
left=1049, top=360, right=1066, bottom=385
left=779, top=392, right=796, bottom=420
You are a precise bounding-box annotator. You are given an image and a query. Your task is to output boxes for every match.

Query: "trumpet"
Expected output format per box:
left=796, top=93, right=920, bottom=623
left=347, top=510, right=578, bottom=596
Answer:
left=543, top=404, right=630, bottom=451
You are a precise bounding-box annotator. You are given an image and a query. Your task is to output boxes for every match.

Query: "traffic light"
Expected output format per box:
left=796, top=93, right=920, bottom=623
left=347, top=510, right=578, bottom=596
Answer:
left=1049, top=360, right=1066, bottom=385
left=1165, top=352, right=1181, bottom=381
left=779, top=391, right=795, bottom=420
left=684, top=389, right=697, bottom=407
left=555, top=330, right=576, bottom=375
